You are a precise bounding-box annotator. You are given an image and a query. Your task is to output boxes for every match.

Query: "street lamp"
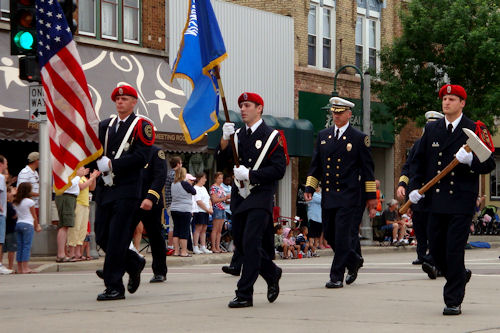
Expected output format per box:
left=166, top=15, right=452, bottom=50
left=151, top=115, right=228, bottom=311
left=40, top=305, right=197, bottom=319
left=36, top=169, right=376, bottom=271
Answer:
left=322, top=65, right=370, bottom=135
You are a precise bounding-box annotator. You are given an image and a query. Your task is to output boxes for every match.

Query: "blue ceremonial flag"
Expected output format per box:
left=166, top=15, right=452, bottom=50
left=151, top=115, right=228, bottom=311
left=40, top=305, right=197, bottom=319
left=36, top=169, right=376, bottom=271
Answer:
left=171, top=0, right=227, bottom=144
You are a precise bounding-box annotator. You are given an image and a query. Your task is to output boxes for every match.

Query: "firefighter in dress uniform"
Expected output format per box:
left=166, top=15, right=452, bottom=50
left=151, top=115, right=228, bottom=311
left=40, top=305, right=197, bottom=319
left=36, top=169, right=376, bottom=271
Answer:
left=305, top=97, right=377, bottom=289
left=136, top=145, right=168, bottom=283
left=217, top=92, right=287, bottom=308
left=397, top=111, right=443, bottom=273
left=94, top=85, right=155, bottom=301
left=409, top=84, right=495, bottom=315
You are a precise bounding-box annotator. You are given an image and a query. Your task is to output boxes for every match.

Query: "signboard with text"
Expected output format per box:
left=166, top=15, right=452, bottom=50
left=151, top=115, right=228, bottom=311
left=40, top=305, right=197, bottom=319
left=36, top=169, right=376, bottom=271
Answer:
left=29, top=84, right=47, bottom=122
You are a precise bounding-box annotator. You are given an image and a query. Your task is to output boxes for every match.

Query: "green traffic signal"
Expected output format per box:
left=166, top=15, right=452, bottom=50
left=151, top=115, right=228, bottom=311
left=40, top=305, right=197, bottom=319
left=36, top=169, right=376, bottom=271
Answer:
left=13, top=30, right=34, bottom=50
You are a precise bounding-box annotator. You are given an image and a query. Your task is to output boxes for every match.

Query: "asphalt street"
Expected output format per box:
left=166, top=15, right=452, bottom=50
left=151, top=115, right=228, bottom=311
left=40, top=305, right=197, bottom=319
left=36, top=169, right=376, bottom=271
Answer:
left=1, top=248, right=500, bottom=332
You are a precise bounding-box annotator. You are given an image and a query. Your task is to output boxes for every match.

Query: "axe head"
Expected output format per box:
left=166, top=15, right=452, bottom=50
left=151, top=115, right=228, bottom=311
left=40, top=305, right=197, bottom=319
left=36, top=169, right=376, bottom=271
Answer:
left=463, top=128, right=492, bottom=162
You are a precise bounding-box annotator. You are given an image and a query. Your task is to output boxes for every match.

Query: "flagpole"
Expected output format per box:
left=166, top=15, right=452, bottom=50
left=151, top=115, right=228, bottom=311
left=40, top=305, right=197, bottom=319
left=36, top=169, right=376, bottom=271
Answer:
left=214, top=66, right=240, bottom=168
left=214, top=66, right=246, bottom=188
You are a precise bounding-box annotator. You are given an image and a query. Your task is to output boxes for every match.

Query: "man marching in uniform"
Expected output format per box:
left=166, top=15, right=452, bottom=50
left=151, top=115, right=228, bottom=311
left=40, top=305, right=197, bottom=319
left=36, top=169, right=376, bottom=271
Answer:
left=397, top=111, right=444, bottom=274
left=136, top=145, right=168, bottom=283
left=94, top=85, right=155, bottom=301
left=305, top=97, right=377, bottom=289
left=218, top=92, right=287, bottom=308
left=409, top=84, right=495, bottom=315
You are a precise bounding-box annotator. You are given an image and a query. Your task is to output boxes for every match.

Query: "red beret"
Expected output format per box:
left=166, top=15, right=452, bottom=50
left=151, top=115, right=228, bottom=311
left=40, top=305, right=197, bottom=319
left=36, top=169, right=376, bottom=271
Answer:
left=439, top=84, right=467, bottom=100
left=111, top=85, right=138, bottom=101
left=238, top=92, right=264, bottom=107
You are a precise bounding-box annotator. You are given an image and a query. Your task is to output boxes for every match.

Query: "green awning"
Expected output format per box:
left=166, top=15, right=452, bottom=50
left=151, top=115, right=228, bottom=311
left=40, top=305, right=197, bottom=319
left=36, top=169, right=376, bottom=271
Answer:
left=207, top=111, right=314, bottom=157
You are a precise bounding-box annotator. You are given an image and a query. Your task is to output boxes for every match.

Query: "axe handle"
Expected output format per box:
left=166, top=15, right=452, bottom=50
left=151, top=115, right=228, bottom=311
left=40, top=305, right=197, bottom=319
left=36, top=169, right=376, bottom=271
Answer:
left=399, top=145, right=471, bottom=214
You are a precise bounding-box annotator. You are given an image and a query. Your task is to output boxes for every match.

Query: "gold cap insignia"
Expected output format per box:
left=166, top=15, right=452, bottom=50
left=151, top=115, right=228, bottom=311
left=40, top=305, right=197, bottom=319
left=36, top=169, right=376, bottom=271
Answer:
left=118, top=87, right=123, bottom=95
left=447, top=85, right=452, bottom=93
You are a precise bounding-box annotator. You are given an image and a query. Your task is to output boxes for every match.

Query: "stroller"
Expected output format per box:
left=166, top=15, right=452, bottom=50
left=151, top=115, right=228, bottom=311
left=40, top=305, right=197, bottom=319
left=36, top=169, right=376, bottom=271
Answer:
left=472, top=205, right=499, bottom=235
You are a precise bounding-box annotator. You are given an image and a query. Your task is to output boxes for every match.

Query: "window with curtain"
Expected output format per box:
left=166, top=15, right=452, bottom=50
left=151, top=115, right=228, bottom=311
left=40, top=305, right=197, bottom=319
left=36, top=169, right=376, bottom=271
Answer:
left=78, top=0, right=95, bottom=36
left=308, top=5, right=316, bottom=66
left=308, top=2, right=335, bottom=70
left=355, top=16, right=363, bottom=69
left=123, top=0, right=139, bottom=43
left=0, top=0, right=9, bottom=21
left=101, top=0, right=117, bottom=39
left=356, top=4, right=380, bottom=72
left=322, top=9, right=331, bottom=69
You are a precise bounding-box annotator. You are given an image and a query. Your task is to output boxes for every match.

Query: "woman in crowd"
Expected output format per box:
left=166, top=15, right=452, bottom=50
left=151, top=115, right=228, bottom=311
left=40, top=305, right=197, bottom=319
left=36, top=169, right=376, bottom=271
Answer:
left=307, top=186, right=322, bottom=256
left=170, top=167, right=196, bottom=257
left=209, top=172, right=227, bottom=253
left=13, top=182, right=41, bottom=273
left=67, top=167, right=99, bottom=260
left=192, top=172, right=213, bottom=254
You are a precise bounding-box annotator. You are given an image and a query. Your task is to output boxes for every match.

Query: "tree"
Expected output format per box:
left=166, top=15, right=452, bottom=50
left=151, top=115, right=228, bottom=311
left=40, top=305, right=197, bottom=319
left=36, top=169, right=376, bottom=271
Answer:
left=373, top=0, right=500, bottom=132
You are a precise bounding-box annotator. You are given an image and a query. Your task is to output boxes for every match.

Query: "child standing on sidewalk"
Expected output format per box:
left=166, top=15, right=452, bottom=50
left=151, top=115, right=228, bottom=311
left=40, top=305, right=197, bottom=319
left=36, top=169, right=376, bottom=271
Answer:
left=13, top=182, right=41, bottom=273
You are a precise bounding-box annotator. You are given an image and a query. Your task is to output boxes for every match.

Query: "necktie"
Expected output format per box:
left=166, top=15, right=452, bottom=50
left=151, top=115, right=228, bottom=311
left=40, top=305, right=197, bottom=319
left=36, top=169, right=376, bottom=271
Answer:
left=447, top=123, right=453, bottom=135
left=247, top=128, right=252, bottom=136
left=335, top=128, right=339, bottom=140
left=117, top=121, right=123, bottom=132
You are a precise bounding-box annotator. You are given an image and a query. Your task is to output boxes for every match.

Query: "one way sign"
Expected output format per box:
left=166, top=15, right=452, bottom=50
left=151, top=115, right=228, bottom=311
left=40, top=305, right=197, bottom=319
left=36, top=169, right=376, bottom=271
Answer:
left=29, top=84, right=47, bottom=122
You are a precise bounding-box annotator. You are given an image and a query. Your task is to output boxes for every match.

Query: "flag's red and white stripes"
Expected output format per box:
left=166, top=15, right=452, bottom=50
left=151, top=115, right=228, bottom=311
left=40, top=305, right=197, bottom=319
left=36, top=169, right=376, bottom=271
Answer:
left=41, top=40, right=102, bottom=193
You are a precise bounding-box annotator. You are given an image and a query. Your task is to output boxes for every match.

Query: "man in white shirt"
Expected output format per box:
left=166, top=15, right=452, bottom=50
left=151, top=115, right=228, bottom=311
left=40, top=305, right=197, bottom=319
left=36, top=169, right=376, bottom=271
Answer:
left=17, top=152, right=40, bottom=211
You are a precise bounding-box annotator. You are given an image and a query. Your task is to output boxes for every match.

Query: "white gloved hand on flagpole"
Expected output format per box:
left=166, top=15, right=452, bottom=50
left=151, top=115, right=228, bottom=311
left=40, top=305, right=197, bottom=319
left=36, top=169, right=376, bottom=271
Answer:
left=222, top=122, right=235, bottom=140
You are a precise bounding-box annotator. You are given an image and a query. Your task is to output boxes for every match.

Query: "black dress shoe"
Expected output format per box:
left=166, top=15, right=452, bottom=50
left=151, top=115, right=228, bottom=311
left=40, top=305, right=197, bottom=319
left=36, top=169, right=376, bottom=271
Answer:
left=149, top=275, right=166, bottom=283
left=422, top=262, right=438, bottom=280
left=127, top=257, right=146, bottom=294
left=228, top=296, right=253, bottom=308
left=325, top=280, right=343, bottom=289
left=97, top=289, right=125, bottom=301
left=346, top=257, right=364, bottom=285
left=222, top=265, right=241, bottom=276
left=267, top=267, right=282, bottom=303
left=412, top=258, right=423, bottom=265
left=96, top=269, right=104, bottom=280
left=465, top=269, right=472, bottom=284
left=443, top=305, right=461, bottom=315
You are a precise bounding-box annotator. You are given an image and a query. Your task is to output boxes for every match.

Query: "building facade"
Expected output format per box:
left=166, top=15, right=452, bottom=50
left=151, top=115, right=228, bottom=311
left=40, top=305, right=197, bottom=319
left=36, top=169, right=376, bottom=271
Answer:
left=226, top=0, right=406, bottom=218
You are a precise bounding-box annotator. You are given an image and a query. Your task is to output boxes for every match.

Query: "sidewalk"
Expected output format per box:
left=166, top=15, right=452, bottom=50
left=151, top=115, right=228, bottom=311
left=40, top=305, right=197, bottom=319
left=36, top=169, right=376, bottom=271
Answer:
left=29, top=235, right=500, bottom=273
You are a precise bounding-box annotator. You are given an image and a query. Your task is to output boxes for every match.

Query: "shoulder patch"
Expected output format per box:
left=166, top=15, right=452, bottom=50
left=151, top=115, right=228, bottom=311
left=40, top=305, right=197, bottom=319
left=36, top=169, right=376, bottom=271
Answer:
left=158, top=150, right=166, bottom=160
left=364, top=135, right=370, bottom=147
left=144, top=124, right=153, bottom=140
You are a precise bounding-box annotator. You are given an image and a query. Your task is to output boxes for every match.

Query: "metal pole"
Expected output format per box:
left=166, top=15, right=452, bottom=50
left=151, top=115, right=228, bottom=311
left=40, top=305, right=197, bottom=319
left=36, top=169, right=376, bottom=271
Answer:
left=363, top=72, right=371, bottom=136
left=38, top=120, right=51, bottom=226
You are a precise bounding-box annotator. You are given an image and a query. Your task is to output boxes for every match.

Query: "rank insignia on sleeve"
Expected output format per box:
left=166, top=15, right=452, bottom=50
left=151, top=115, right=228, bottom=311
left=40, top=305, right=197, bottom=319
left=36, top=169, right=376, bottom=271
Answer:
left=364, top=136, right=370, bottom=147
left=158, top=150, right=166, bottom=159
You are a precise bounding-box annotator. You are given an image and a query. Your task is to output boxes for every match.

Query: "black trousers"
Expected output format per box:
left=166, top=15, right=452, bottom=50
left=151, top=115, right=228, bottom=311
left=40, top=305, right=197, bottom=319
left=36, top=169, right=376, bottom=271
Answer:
left=137, top=206, right=167, bottom=277
left=412, top=210, right=433, bottom=264
left=428, top=213, right=471, bottom=307
left=351, top=205, right=365, bottom=257
left=323, top=206, right=362, bottom=282
left=229, top=247, right=243, bottom=272
left=232, top=209, right=278, bottom=300
left=95, top=198, right=143, bottom=294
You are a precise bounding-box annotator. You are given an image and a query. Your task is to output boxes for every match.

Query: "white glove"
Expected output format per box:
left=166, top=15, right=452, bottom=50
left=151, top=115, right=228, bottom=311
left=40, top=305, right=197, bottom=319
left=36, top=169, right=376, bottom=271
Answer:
left=409, top=190, right=424, bottom=204
left=222, top=122, right=235, bottom=140
left=456, top=146, right=473, bottom=166
left=233, top=165, right=250, bottom=181
left=97, top=156, right=111, bottom=173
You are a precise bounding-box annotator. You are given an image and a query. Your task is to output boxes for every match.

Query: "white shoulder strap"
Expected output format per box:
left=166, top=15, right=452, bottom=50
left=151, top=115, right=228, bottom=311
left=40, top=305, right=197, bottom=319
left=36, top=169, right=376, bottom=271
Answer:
left=252, top=130, right=279, bottom=171
left=104, top=116, right=117, bottom=156
left=115, top=117, right=141, bottom=159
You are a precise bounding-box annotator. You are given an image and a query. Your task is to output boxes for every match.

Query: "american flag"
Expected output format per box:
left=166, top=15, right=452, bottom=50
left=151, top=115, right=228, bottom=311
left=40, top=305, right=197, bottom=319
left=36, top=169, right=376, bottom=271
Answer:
left=36, top=0, right=102, bottom=194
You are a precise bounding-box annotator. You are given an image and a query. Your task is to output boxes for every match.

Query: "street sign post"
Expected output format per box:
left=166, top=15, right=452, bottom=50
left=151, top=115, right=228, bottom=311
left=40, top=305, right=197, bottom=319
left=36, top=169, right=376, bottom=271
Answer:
left=29, top=84, right=47, bottom=122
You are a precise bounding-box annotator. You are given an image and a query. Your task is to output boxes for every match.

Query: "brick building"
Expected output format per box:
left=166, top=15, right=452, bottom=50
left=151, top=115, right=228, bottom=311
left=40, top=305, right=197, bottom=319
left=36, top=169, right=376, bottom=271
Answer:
left=226, top=0, right=409, bottom=217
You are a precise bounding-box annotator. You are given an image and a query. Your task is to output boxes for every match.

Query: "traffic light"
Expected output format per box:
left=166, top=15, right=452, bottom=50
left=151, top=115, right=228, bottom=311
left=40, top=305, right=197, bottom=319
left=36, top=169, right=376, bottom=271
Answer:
left=19, top=56, right=41, bottom=83
left=10, top=0, right=37, bottom=55
left=58, top=0, right=77, bottom=35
